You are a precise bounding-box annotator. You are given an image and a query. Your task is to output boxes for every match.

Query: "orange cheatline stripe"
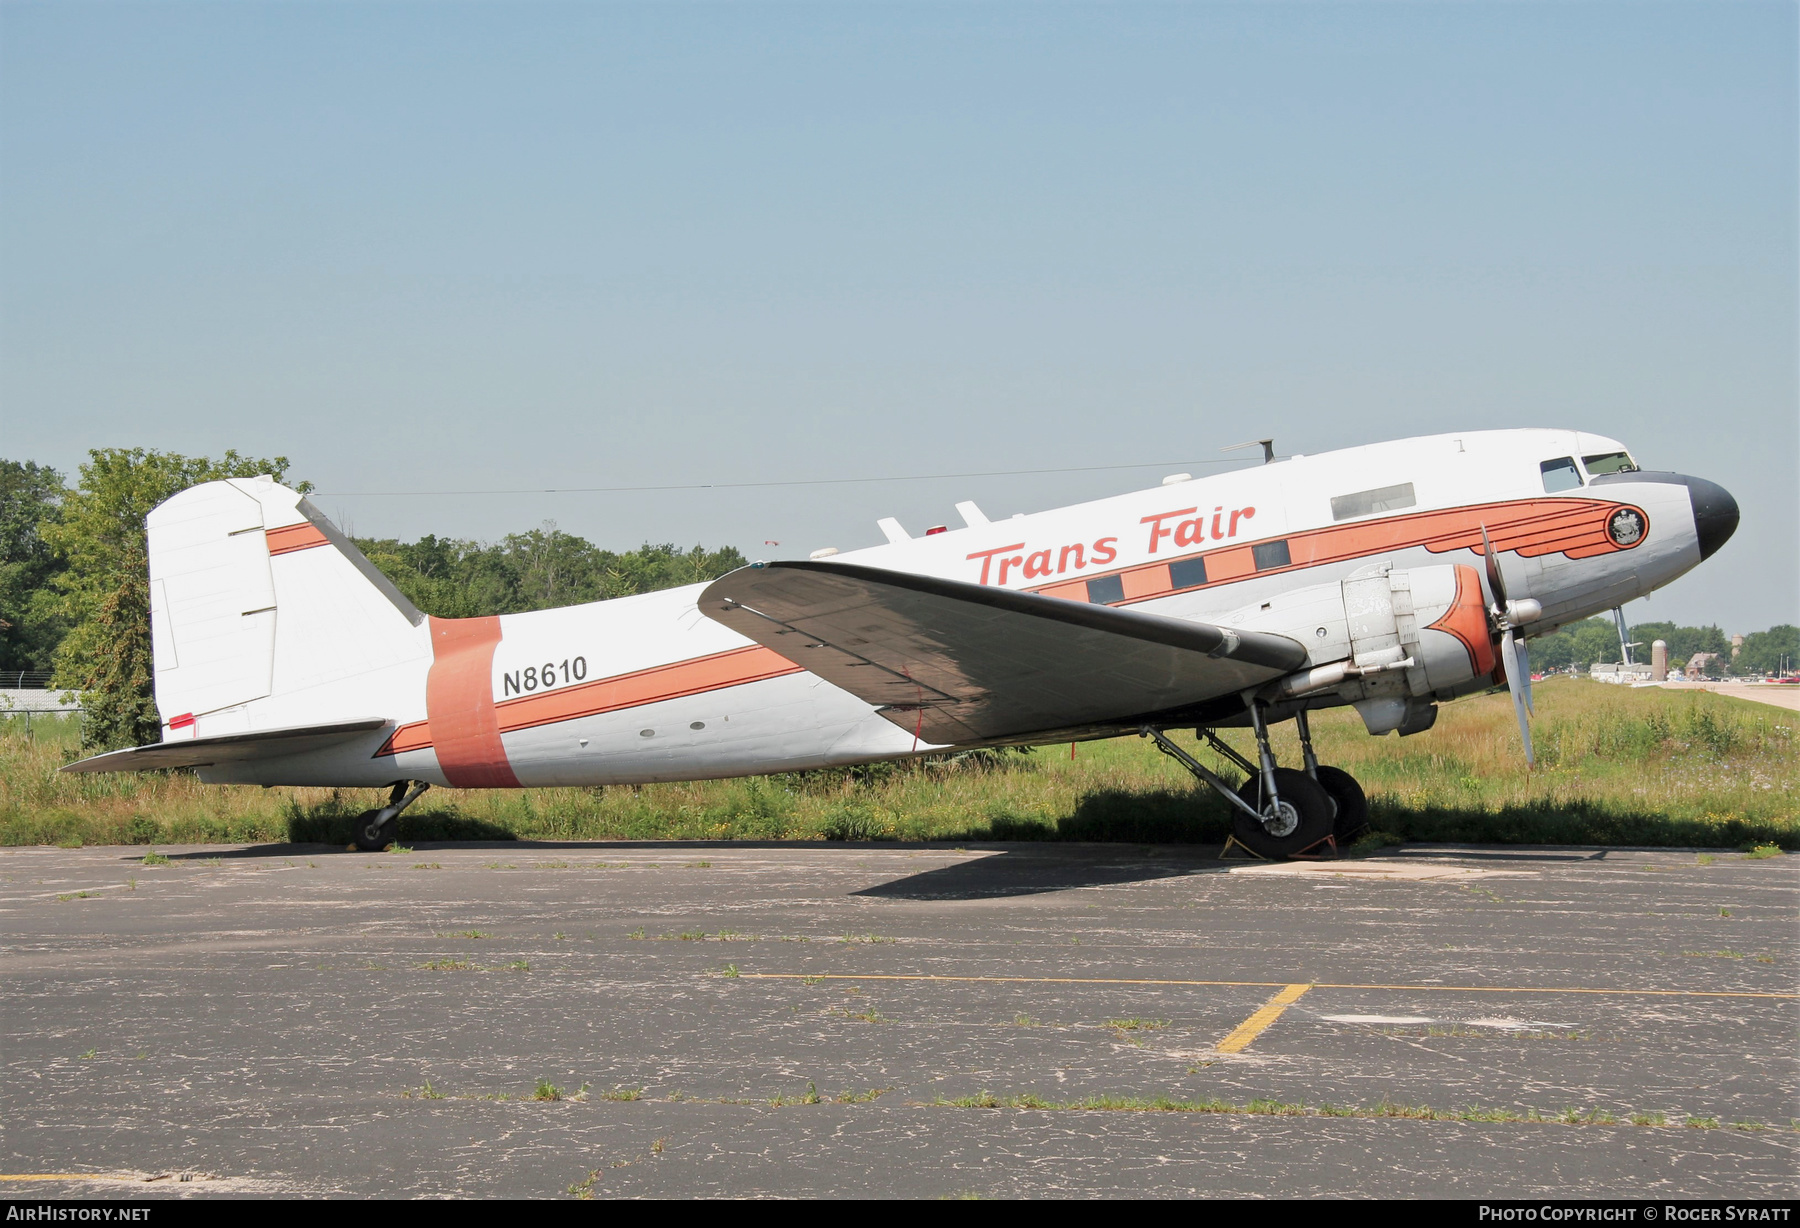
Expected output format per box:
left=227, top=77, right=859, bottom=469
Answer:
left=1216, top=983, right=1312, bottom=1053
left=1024, top=496, right=1643, bottom=608
left=265, top=522, right=330, bottom=555
left=737, top=973, right=1797, bottom=1000
left=494, top=645, right=800, bottom=735
left=376, top=644, right=803, bottom=757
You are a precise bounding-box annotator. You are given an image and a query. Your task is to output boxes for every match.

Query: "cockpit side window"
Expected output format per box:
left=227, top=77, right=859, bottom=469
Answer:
left=1582, top=451, right=1638, bottom=476
left=1540, top=457, right=1583, bottom=493
left=1330, top=482, right=1416, bottom=521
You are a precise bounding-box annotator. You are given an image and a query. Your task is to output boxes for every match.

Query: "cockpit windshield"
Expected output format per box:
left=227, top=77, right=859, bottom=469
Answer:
left=1582, top=451, right=1638, bottom=476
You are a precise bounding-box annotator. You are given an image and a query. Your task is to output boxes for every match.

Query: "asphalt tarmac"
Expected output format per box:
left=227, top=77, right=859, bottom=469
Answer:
left=2, top=840, right=1795, bottom=1199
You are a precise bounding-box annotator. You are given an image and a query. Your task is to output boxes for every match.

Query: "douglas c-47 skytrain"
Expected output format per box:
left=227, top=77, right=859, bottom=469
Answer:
left=66, top=429, right=1739, bottom=857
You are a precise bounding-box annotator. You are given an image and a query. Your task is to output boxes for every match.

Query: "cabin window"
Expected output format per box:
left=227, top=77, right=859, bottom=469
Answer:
left=1169, top=557, right=1209, bottom=590
left=1540, top=457, right=1583, bottom=492
left=1329, top=482, right=1416, bottom=521
left=1582, top=451, right=1638, bottom=476
left=1085, top=575, right=1124, bottom=604
left=1252, top=540, right=1291, bottom=570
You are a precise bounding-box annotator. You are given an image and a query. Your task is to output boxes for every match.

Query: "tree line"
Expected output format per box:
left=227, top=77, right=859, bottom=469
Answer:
left=1, top=450, right=744, bottom=750
left=2, top=449, right=1792, bottom=753
left=1529, top=616, right=1797, bottom=678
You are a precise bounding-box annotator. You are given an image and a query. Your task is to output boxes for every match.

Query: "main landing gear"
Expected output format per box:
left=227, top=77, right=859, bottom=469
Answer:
left=1142, top=705, right=1370, bottom=859
left=352, top=781, right=432, bottom=852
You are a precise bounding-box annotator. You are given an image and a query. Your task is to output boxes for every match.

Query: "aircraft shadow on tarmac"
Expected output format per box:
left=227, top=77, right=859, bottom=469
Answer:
left=853, top=847, right=1216, bottom=900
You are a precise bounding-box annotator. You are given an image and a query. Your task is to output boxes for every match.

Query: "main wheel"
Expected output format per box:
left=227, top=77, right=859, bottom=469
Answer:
left=1315, top=766, right=1369, bottom=845
left=352, top=809, right=396, bottom=852
left=1232, top=768, right=1335, bottom=859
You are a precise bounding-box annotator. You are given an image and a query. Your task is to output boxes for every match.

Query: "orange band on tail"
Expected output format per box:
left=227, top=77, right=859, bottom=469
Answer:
left=425, top=616, right=520, bottom=788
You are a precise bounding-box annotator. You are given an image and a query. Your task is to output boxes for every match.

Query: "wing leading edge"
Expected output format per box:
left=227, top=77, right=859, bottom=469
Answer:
left=699, top=561, right=1307, bottom=744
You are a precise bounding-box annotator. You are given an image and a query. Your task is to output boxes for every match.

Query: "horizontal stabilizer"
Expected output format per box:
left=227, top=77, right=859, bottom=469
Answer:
left=60, top=718, right=390, bottom=774
left=699, top=561, right=1307, bottom=743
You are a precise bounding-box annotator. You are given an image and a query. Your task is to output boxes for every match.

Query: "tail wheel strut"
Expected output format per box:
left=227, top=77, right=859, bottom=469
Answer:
left=352, top=781, right=431, bottom=852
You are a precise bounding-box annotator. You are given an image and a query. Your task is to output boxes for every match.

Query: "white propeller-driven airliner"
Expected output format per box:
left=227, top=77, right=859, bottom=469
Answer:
left=66, top=429, right=1738, bottom=857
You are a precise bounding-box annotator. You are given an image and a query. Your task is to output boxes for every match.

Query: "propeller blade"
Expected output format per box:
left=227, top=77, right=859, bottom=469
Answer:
left=1516, top=638, right=1534, bottom=715
left=1479, top=523, right=1509, bottom=610
left=1503, top=628, right=1534, bottom=764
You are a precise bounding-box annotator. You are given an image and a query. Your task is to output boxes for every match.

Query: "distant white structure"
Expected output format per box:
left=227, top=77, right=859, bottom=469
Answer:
left=0, top=688, right=80, bottom=712
left=1590, top=662, right=1653, bottom=685
left=1650, top=639, right=1669, bottom=682
left=0, top=687, right=82, bottom=732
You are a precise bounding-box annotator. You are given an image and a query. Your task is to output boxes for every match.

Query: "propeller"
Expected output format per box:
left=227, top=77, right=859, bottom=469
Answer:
left=1480, top=524, right=1541, bottom=764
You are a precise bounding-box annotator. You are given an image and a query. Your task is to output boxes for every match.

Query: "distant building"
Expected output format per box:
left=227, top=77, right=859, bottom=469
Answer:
left=1685, top=652, right=1724, bottom=679
left=1731, top=634, right=1745, bottom=659
left=1590, top=662, right=1653, bottom=685
left=1650, top=639, right=1669, bottom=682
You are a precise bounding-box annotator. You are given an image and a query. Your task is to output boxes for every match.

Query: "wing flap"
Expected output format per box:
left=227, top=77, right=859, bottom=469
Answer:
left=60, top=718, right=390, bottom=773
left=699, top=561, right=1306, bottom=743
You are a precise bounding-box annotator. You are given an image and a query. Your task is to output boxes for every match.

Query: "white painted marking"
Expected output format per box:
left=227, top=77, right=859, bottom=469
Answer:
left=1321, top=1014, right=1433, bottom=1025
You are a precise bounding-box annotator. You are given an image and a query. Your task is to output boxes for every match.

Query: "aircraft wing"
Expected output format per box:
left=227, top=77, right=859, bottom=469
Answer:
left=60, top=718, right=390, bottom=773
left=699, top=561, right=1307, bottom=744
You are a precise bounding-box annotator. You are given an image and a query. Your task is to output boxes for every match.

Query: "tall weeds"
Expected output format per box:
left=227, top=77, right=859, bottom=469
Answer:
left=2, top=681, right=1793, bottom=848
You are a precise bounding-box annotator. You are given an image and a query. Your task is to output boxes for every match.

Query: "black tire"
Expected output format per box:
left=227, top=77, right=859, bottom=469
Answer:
left=1315, top=765, right=1370, bottom=845
left=1232, top=768, right=1335, bottom=859
left=352, top=809, right=396, bottom=852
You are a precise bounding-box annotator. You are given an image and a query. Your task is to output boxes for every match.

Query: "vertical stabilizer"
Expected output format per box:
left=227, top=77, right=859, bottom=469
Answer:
left=146, top=478, right=430, bottom=741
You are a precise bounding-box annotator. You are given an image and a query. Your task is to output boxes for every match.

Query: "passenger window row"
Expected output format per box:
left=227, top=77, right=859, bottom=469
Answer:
left=1079, top=539, right=1291, bottom=605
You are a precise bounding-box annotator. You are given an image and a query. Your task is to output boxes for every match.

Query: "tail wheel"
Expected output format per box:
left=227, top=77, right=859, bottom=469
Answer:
left=352, top=810, right=396, bottom=852
left=1315, top=766, right=1370, bottom=845
left=1232, top=768, right=1335, bottom=858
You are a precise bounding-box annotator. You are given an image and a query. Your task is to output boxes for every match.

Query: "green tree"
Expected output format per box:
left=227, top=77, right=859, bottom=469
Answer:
left=1732, top=625, right=1799, bottom=677
left=353, top=527, right=747, bottom=618
left=0, top=459, right=68, bottom=673
left=46, top=448, right=308, bottom=751
left=1528, top=616, right=1625, bottom=672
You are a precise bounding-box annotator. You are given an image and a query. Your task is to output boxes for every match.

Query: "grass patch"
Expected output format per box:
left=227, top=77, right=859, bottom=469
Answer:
left=835, top=1087, right=891, bottom=1103
left=5, top=685, right=1796, bottom=849
left=927, top=1093, right=1754, bottom=1128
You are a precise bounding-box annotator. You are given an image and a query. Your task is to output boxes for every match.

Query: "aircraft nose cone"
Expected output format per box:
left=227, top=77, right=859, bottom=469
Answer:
left=1686, top=475, right=1739, bottom=561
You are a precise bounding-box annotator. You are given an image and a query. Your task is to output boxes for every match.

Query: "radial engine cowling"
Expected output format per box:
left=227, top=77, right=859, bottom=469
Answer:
left=1223, top=562, right=1498, bottom=734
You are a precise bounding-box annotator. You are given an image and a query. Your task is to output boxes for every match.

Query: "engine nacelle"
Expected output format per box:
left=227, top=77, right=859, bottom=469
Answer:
left=1221, top=562, right=1498, bottom=734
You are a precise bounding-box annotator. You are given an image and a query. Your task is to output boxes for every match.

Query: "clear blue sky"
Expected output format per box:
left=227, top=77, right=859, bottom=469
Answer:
left=3, top=2, right=1794, bottom=630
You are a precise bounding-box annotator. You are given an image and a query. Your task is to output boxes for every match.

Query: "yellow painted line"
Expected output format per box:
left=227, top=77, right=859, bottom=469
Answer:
left=738, top=973, right=1798, bottom=1000
left=1215, top=984, right=1311, bottom=1052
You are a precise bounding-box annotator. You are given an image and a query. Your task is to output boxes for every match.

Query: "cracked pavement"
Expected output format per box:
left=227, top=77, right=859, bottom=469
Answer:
left=2, top=840, right=1795, bottom=1198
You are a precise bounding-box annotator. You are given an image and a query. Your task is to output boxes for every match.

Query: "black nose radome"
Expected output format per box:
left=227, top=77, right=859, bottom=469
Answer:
left=1683, top=475, right=1739, bottom=560
left=1589, top=470, right=1739, bottom=560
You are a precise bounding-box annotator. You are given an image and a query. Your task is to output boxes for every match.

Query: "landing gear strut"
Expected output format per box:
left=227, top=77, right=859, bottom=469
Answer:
left=352, top=781, right=431, bottom=852
left=1295, top=709, right=1370, bottom=845
left=1141, top=700, right=1364, bottom=859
